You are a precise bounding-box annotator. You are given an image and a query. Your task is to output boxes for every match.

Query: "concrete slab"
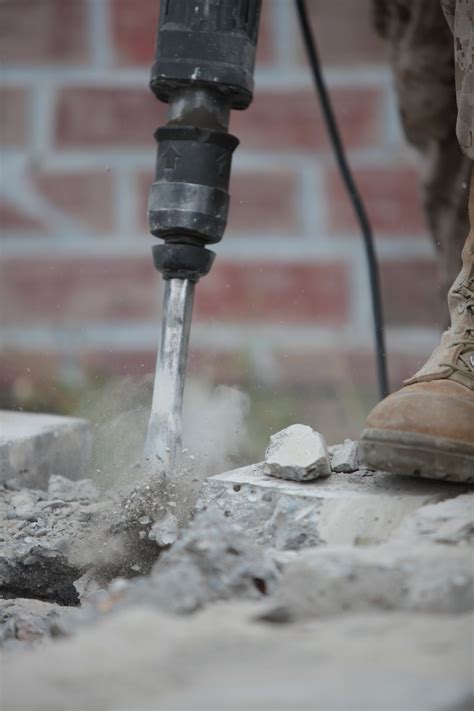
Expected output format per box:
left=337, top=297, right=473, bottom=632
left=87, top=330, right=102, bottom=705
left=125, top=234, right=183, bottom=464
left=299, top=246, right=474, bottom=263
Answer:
left=0, top=411, right=92, bottom=488
left=4, top=605, right=473, bottom=711
left=198, top=463, right=469, bottom=549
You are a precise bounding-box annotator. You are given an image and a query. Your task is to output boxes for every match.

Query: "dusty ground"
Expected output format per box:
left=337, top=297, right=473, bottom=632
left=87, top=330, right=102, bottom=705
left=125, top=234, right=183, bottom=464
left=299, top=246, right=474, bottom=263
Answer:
left=1, top=441, right=473, bottom=711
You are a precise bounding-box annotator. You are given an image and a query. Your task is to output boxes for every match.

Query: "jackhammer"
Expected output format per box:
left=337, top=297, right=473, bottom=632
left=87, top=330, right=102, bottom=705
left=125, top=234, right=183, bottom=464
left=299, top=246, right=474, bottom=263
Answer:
left=143, top=0, right=388, bottom=475
left=143, top=0, right=262, bottom=473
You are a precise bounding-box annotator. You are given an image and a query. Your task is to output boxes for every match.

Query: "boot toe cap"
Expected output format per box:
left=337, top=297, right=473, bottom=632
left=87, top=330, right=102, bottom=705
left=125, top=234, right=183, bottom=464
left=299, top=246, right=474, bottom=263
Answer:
left=365, top=380, right=474, bottom=444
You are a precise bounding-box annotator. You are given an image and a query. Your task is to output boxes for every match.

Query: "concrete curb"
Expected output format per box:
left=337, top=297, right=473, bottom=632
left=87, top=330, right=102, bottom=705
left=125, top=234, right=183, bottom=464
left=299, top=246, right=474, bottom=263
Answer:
left=0, top=411, right=92, bottom=488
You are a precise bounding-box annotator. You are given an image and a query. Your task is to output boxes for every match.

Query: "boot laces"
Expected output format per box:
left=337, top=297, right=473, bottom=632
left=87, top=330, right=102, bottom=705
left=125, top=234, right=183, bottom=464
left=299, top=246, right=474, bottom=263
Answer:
left=440, top=281, right=474, bottom=380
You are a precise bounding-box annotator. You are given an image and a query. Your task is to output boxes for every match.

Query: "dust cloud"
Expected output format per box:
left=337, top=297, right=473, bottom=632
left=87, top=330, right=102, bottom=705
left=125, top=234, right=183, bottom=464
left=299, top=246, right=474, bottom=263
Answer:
left=77, top=376, right=250, bottom=491
left=70, top=376, right=251, bottom=577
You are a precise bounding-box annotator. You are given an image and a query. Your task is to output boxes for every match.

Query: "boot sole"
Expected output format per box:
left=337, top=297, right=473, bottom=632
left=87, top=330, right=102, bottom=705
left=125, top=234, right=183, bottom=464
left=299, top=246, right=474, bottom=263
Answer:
left=359, top=428, right=474, bottom=484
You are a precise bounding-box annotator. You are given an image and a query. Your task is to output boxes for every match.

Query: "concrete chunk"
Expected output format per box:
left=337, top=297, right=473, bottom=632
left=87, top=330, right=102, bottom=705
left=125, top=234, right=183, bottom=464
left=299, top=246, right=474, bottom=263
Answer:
left=331, top=439, right=359, bottom=473
left=148, top=511, right=179, bottom=547
left=259, top=543, right=474, bottom=622
left=263, top=424, right=331, bottom=481
left=0, top=411, right=92, bottom=488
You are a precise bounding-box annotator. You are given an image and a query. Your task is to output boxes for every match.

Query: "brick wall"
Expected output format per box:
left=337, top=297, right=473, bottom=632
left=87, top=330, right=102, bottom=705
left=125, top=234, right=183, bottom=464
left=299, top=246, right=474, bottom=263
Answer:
left=0, top=0, right=441, bottom=411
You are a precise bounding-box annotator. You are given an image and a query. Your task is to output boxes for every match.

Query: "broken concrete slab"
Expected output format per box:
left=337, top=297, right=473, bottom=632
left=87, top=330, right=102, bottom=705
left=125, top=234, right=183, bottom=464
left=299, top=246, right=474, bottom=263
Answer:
left=331, top=438, right=359, bottom=473
left=0, top=480, right=112, bottom=605
left=3, top=604, right=473, bottom=711
left=259, top=543, right=474, bottom=622
left=198, top=464, right=469, bottom=549
left=392, top=493, right=474, bottom=545
left=92, top=508, right=280, bottom=617
left=263, top=424, right=331, bottom=481
left=0, top=411, right=92, bottom=488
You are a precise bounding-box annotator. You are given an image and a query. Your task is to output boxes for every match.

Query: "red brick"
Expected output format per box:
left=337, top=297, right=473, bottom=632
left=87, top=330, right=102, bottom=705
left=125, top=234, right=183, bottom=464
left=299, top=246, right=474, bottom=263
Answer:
left=0, top=200, right=45, bottom=232
left=32, top=170, right=114, bottom=233
left=194, top=260, right=349, bottom=324
left=79, top=348, right=249, bottom=383
left=137, top=168, right=299, bottom=233
left=81, top=350, right=157, bottom=376
left=137, top=170, right=153, bottom=231
left=111, top=0, right=159, bottom=66
left=275, top=349, right=375, bottom=388
left=229, top=171, right=298, bottom=232
left=231, top=88, right=382, bottom=152
left=111, top=0, right=274, bottom=67
left=187, top=348, right=253, bottom=384
left=0, top=345, right=433, bottom=397
left=295, top=0, right=385, bottom=67
left=380, top=260, right=440, bottom=326
left=55, top=87, right=380, bottom=152
left=55, top=88, right=164, bottom=148
left=0, top=0, right=88, bottom=65
left=255, top=1, right=276, bottom=67
left=0, top=88, right=29, bottom=146
left=274, top=347, right=434, bottom=390
left=0, top=351, right=60, bottom=389
left=0, top=258, right=159, bottom=325
left=326, top=165, right=427, bottom=235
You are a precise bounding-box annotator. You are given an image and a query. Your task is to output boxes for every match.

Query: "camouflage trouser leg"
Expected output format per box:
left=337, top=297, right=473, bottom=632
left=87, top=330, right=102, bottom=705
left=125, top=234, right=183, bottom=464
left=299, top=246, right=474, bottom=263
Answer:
left=372, top=0, right=473, bottom=326
left=442, top=0, right=474, bottom=158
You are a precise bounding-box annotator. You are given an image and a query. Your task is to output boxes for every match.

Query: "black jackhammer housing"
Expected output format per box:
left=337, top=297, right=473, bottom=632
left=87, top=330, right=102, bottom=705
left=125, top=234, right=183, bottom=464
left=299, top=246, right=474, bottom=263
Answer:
left=149, top=0, right=262, bottom=282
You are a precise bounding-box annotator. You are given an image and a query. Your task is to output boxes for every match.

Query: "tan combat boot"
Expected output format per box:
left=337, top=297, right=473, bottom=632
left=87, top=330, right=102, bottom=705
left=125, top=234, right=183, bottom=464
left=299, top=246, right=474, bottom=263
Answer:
left=360, top=175, right=474, bottom=483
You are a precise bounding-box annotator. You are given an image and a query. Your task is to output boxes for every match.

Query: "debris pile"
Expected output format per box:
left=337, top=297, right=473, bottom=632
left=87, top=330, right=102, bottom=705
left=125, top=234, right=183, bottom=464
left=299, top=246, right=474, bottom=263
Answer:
left=1, top=418, right=473, bottom=710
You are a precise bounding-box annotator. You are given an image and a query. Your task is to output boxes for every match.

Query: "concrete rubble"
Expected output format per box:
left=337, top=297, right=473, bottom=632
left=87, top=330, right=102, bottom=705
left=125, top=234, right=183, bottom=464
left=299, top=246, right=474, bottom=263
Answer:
left=0, top=597, right=81, bottom=650
left=0, top=478, right=105, bottom=606
left=330, top=438, right=360, bottom=472
left=87, top=508, right=281, bottom=618
left=263, top=424, right=331, bottom=481
left=1, top=414, right=473, bottom=710
left=197, top=462, right=468, bottom=549
left=259, top=543, right=474, bottom=622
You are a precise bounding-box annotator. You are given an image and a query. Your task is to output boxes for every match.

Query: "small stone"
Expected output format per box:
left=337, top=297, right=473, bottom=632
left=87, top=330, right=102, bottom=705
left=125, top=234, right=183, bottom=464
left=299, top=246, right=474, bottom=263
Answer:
left=331, top=439, right=359, bottom=473
left=10, top=491, right=40, bottom=521
left=148, top=511, right=179, bottom=547
left=263, top=424, right=331, bottom=482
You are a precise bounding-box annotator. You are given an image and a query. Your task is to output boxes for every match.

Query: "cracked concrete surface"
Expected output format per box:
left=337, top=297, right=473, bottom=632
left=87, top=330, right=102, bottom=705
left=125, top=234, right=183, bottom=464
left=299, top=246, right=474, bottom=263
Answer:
left=0, top=417, right=473, bottom=710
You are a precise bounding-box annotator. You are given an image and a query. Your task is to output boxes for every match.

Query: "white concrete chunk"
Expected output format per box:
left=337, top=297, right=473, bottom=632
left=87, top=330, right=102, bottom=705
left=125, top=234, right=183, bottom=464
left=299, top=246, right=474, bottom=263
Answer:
left=0, top=411, right=92, bottom=488
left=148, top=511, right=179, bottom=547
left=263, top=424, right=331, bottom=481
left=331, top=439, right=359, bottom=473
